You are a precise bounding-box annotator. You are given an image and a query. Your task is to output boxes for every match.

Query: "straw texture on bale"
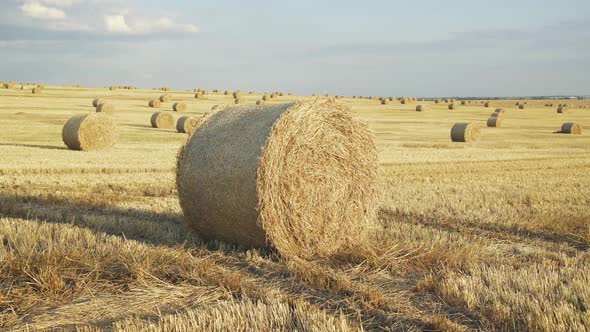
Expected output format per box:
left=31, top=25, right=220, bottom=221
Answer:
left=176, top=115, right=203, bottom=134
left=173, top=102, right=187, bottom=112
left=487, top=116, right=503, bottom=127
left=62, top=113, right=116, bottom=151
left=96, top=103, right=114, bottom=114
left=150, top=112, right=175, bottom=129
left=176, top=98, right=379, bottom=259
left=149, top=99, right=161, bottom=108
left=416, top=105, right=426, bottom=112
left=159, top=94, right=170, bottom=103
left=561, top=122, right=582, bottom=134
left=451, top=123, right=481, bottom=142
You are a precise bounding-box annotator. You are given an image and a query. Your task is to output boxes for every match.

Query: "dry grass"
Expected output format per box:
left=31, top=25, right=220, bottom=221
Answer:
left=0, top=86, right=589, bottom=331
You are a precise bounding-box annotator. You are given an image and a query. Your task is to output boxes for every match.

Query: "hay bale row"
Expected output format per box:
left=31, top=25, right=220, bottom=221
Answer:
left=151, top=112, right=175, bottom=129
left=62, top=113, right=116, bottom=151
left=451, top=123, right=481, bottom=142
left=176, top=98, right=379, bottom=258
left=491, top=108, right=505, bottom=117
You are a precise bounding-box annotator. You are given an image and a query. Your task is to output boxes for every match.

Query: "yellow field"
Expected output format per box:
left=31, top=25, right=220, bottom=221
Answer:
left=1, top=86, right=589, bottom=331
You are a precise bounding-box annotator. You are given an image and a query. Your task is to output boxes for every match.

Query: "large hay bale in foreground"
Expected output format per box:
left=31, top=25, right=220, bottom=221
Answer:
left=149, top=99, right=161, bottom=108
left=159, top=94, right=171, bottom=103
left=561, top=122, right=582, bottom=134
left=96, top=103, right=114, bottom=114
left=173, top=102, right=187, bottom=112
left=176, top=115, right=203, bottom=133
left=150, top=112, right=175, bottom=129
left=62, top=113, right=116, bottom=151
left=451, top=123, right=481, bottom=142
left=176, top=98, right=379, bottom=258
left=487, top=116, right=503, bottom=127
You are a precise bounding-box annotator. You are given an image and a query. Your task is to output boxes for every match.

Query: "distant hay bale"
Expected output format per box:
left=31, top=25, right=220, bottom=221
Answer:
left=448, top=103, right=455, bottom=110
left=416, top=105, right=426, bottom=112
left=224, top=90, right=232, bottom=95
left=519, top=104, right=525, bottom=109
left=461, top=100, right=466, bottom=105
left=173, top=102, right=187, bottom=112
left=149, top=99, right=161, bottom=108
left=150, top=112, right=175, bottom=129
left=434, top=99, right=440, bottom=104
left=176, top=98, right=379, bottom=258
left=262, top=95, right=269, bottom=101
left=96, top=103, right=114, bottom=114
left=234, top=98, right=244, bottom=104
left=487, top=116, right=503, bottom=127
left=32, top=87, right=42, bottom=94
left=450, top=123, right=481, bottom=142
left=557, top=106, right=567, bottom=113
left=176, top=115, right=203, bottom=134
left=195, top=92, right=205, bottom=99
left=491, top=108, right=505, bottom=117
left=233, top=91, right=242, bottom=98
left=38, top=84, right=46, bottom=89
left=93, top=98, right=105, bottom=107
left=484, top=102, right=490, bottom=107
left=400, top=99, right=406, bottom=104
left=256, top=100, right=266, bottom=105
left=62, top=113, right=116, bottom=151
left=561, top=122, right=582, bottom=134
left=381, top=99, right=390, bottom=105
left=159, top=94, right=171, bottom=103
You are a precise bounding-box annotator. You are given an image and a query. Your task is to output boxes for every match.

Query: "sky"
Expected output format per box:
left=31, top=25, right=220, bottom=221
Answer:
left=0, top=0, right=589, bottom=97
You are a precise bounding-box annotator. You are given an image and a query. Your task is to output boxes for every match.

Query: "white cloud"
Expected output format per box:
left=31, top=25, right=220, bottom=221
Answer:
left=21, top=2, right=66, bottom=19
left=104, top=15, right=131, bottom=33
left=104, top=14, right=199, bottom=35
left=38, top=0, right=80, bottom=7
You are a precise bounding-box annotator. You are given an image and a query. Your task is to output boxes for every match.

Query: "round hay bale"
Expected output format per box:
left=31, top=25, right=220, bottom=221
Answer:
left=235, top=98, right=244, bottom=104
left=62, top=113, right=116, bottom=151
left=484, top=102, right=490, bottom=108
left=400, top=99, right=407, bottom=104
left=173, top=102, right=187, bottom=112
left=96, top=103, right=114, bottom=114
left=159, top=94, right=171, bottom=103
left=448, top=103, right=455, bottom=110
left=519, top=104, right=525, bottom=109
left=434, top=99, right=440, bottom=104
left=262, top=95, right=269, bottom=101
left=224, top=90, right=232, bottom=96
left=491, top=108, right=505, bottom=117
left=176, top=115, right=203, bottom=134
left=256, top=100, right=266, bottom=106
left=557, top=106, right=567, bottom=113
left=38, top=84, right=46, bottom=89
left=450, top=123, right=481, bottom=142
left=93, top=98, right=105, bottom=107
left=149, top=99, right=161, bottom=108
left=195, top=92, right=205, bottom=99
left=416, top=105, right=426, bottom=112
left=232, top=91, right=242, bottom=98
left=561, top=122, right=582, bottom=134
left=461, top=100, right=466, bottom=105
left=150, top=112, right=175, bottom=129
left=487, top=116, right=503, bottom=127
left=32, top=87, right=42, bottom=94
left=381, top=99, right=390, bottom=105
left=176, top=98, right=379, bottom=258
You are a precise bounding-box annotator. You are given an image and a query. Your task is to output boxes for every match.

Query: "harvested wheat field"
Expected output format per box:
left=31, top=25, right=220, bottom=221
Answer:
left=0, top=85, right=589, bottom=331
